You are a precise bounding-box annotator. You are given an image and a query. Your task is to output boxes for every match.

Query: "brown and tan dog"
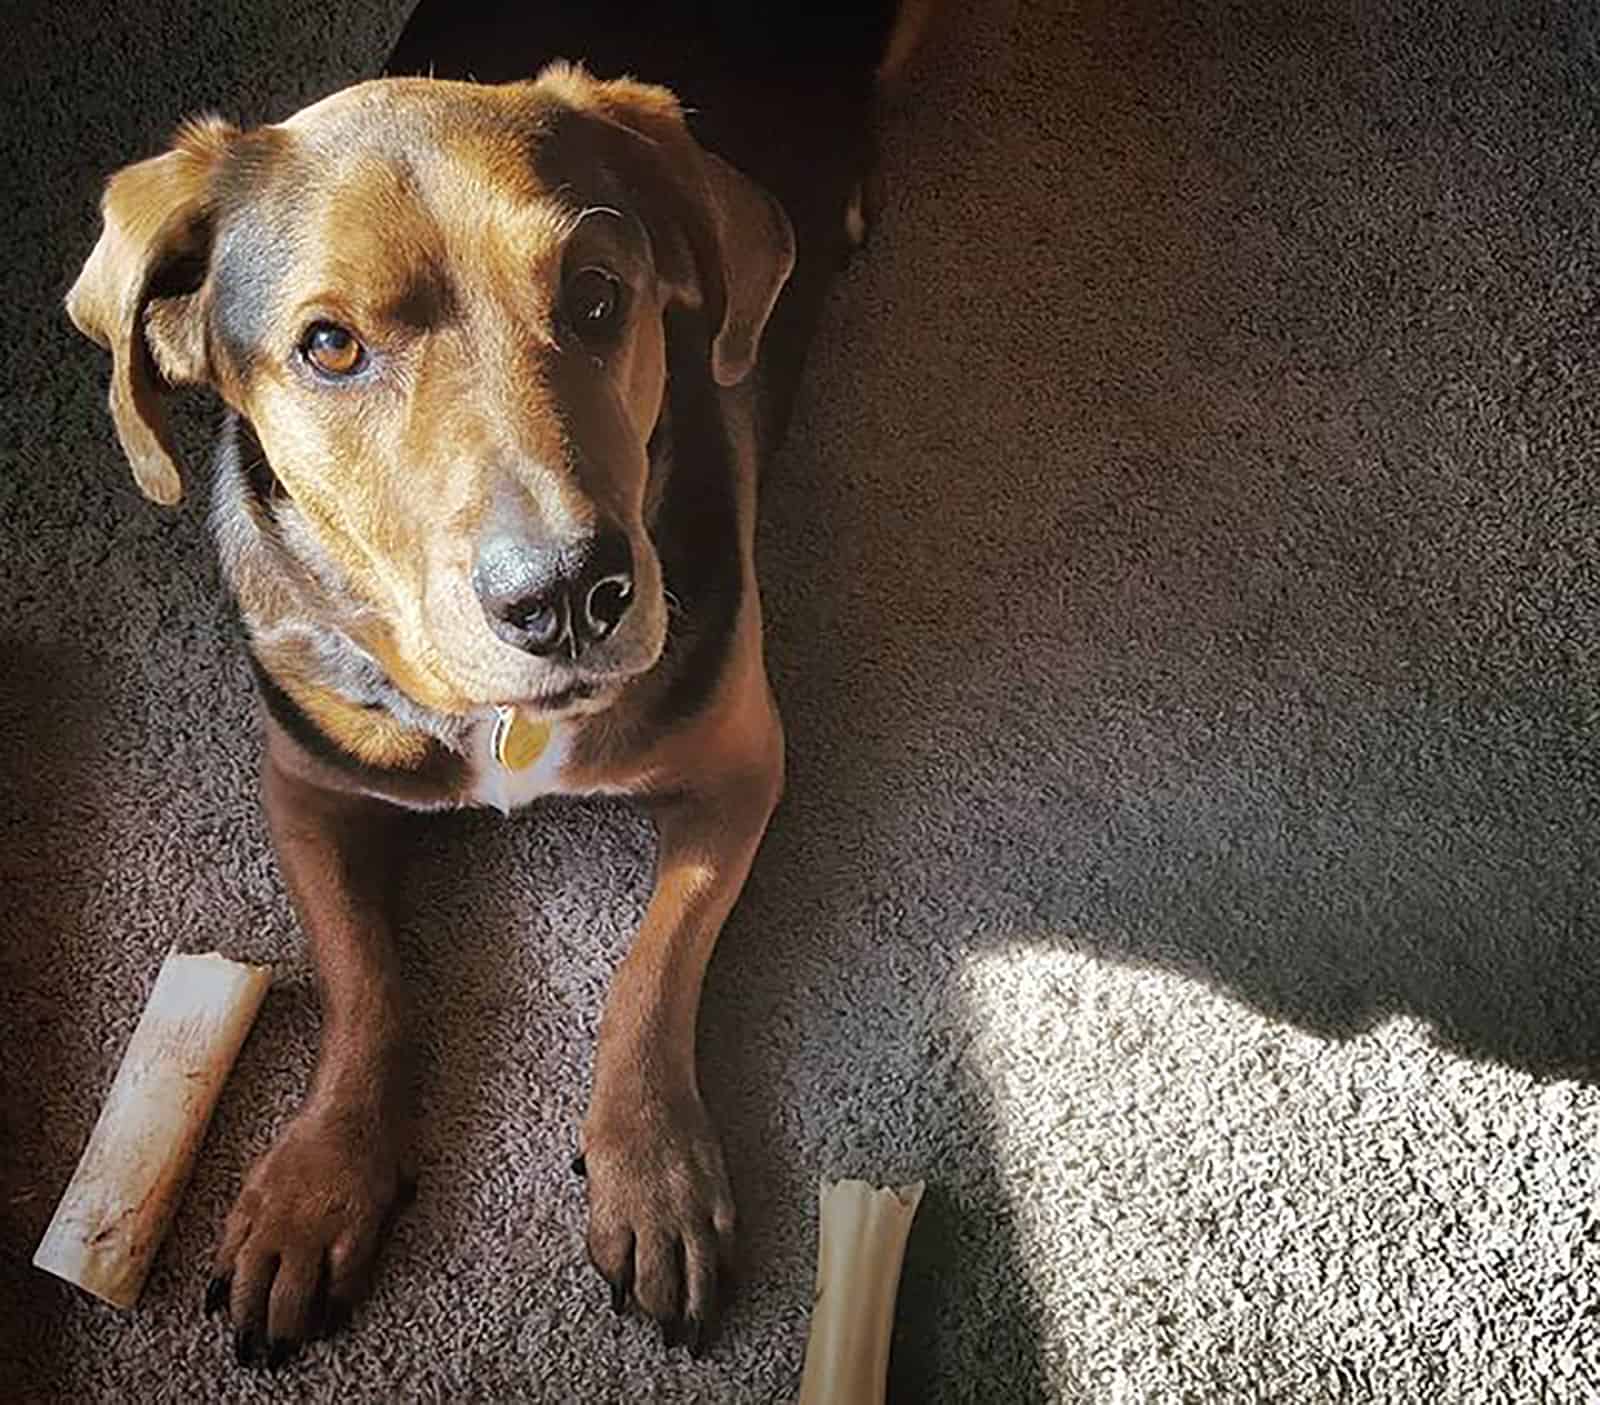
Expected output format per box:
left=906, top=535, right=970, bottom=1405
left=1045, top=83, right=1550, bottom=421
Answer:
left=66, top=0, right=929, bottom=1370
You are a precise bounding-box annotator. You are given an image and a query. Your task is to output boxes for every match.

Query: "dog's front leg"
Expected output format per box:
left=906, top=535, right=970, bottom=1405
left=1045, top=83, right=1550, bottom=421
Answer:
left=208, top=729, right=414, bottom=1366
left=581, top=709, right=783, bottom=1352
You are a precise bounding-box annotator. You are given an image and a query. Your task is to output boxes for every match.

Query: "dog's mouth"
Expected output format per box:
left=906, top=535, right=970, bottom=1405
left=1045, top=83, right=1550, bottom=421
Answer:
left=496, top=673, right=638, bottom=718
left=517, top=679, right=600, bottom=713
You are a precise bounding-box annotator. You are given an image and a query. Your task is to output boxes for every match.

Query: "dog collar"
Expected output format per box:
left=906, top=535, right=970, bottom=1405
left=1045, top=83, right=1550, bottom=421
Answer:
left=492, top=706, right=552, bottom=771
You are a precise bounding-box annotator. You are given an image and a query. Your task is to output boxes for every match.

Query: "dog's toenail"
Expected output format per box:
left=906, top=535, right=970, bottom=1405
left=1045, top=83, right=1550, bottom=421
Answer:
left=684, top=1316, right=706, bottom=1358
left=204, top=1274, right=229, bottom=1316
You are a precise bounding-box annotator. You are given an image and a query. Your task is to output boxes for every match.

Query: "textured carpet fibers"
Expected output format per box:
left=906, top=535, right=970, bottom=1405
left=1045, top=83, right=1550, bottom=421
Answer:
left=3, top=1, right=1599, bottom=1401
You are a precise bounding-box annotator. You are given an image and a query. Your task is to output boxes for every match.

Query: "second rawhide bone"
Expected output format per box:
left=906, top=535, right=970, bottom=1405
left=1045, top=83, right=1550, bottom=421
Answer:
left=796, top=1177, right=926, bottom=1405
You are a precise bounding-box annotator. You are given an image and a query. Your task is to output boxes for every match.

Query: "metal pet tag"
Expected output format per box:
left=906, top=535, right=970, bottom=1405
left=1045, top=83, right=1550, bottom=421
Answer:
left=492, top=706, right=552, bottom=771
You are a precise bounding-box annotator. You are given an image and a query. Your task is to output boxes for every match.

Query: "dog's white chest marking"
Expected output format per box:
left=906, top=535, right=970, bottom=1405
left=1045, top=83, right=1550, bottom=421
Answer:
left=465, top=706, right=573, bottom=813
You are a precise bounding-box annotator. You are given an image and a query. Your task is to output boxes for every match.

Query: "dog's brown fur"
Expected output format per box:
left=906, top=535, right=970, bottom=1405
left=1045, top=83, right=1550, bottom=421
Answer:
left=69, top=1, right=928, bottom=1368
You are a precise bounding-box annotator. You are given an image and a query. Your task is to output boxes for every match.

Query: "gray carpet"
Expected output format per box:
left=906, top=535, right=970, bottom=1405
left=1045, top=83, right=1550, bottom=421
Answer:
left=4, top=0, right=1599, bottom=1400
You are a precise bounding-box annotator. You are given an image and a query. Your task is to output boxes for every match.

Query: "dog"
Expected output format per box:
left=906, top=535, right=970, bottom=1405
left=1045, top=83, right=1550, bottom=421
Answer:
left=66, top=0, right=931, bottom=1369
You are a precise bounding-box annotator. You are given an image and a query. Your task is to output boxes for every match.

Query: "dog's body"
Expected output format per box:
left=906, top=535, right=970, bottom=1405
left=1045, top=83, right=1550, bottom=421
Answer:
left=68, top=0, right=923, bottom=1367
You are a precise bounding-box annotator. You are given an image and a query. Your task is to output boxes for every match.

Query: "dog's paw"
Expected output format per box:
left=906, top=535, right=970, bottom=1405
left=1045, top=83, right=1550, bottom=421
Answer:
left=580, top=1091, right=736, bottom=1355
left=206, top=1106, right=412, bottom=1368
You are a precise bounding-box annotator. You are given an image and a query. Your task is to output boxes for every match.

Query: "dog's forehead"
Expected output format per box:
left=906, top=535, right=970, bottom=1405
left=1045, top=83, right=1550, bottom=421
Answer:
left=279, top=78, right=569, bottom=204
left=283, top=78, right=537, bottom=143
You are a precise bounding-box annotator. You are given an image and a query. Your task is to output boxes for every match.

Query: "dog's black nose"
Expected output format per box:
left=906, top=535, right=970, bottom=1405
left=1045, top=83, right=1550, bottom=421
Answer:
left=473, top=531, right=634, bottom=658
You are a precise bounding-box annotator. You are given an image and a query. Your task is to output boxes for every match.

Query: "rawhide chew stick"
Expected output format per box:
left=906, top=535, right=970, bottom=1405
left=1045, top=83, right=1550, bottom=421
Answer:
left=33, top=948, right=271, bottom=1308
left=797, top=1177, right=927, bottom=1405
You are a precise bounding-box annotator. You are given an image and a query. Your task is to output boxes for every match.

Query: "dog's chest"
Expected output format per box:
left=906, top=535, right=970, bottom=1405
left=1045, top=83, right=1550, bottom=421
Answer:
left=462, top=709, right=575, bottom=813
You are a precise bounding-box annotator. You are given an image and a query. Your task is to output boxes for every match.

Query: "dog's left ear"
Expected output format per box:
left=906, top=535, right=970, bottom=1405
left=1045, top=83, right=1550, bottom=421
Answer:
left=540, top=65, right=796, bottom=388
left=66, top=117, right=235, bottom=506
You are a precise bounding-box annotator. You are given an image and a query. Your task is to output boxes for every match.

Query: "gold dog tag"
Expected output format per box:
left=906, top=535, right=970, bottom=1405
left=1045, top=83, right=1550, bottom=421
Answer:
left=492, top=706, right=551, bottom=771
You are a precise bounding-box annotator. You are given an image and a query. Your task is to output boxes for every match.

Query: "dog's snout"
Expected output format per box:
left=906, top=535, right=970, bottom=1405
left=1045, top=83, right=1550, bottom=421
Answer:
left=473, top=531, right=634, bottom=658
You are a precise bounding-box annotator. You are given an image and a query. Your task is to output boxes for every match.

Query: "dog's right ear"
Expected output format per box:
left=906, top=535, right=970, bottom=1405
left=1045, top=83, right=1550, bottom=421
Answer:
left=67, top=117, right=235, bottom=506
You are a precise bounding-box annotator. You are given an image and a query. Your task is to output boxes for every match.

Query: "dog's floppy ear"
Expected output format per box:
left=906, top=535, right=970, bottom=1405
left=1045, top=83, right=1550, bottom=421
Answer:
left=66, top=117, right=235, bottom=506
left=540, top=65, right=796, bottom=388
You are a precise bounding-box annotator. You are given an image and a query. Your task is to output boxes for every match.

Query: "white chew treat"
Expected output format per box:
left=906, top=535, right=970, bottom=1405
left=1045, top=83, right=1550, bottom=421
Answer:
left=797, top=1178, right=926, bottom=1405
left=33, top=948, right=271, bottom=1309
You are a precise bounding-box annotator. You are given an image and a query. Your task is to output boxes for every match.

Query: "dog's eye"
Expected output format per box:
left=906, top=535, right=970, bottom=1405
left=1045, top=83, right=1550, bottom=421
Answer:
left=300, top=322, right=366, bottom=378
left=564, top=267, right=623, bottom=338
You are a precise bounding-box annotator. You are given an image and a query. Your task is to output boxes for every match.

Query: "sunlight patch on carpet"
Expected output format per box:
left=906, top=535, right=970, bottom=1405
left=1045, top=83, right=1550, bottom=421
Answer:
left=956, top=945, right=1600, bottom=1402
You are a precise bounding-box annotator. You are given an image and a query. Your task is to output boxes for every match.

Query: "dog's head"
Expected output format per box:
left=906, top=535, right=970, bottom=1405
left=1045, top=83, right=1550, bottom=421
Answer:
left=67, top=67, right=793, bottom=718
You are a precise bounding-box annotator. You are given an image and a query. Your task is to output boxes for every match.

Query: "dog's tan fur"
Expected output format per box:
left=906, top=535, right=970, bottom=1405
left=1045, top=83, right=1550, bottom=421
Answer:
left=69, top=2, right=932, bottom=1365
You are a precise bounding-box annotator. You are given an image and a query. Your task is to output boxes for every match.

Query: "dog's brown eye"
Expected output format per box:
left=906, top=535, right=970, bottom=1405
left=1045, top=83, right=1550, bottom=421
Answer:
left=301, top=322, right=365, bottom=377
left=564, top=267, right=622, bottom=337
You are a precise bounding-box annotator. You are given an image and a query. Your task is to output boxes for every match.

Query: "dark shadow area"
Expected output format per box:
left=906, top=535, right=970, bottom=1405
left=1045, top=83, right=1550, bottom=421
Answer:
left=0, top=641, right=113, bottom=1399
left=799, top=0, right=1600, bottom=1079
